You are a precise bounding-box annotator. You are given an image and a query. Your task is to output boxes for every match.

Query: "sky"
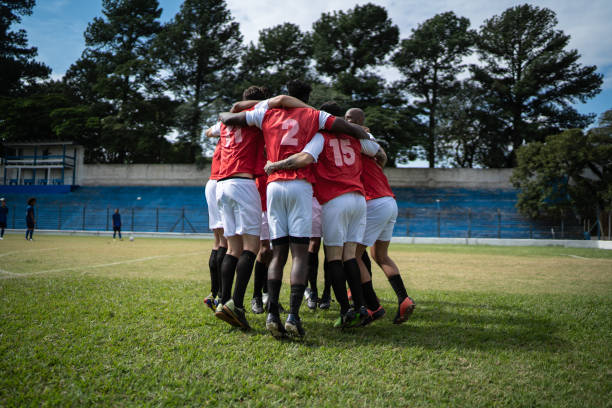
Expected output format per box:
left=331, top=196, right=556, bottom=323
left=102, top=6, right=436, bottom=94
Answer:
left=15, top=1, right=612, bottom=167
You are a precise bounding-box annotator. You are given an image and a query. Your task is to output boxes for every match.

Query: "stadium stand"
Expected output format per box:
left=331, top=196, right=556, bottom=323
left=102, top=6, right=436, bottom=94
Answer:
left=0, top=185, right=583, bottom=239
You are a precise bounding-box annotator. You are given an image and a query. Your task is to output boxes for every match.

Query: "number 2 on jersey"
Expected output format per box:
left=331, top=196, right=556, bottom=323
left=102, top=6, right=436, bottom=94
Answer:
left=329, top=138, right=355, bottom=166
left=280, top=119, right=299, bottom=146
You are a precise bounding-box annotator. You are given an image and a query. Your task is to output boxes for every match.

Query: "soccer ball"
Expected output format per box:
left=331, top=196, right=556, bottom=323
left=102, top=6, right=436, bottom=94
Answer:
left=129, top=236, right=134, bottom=242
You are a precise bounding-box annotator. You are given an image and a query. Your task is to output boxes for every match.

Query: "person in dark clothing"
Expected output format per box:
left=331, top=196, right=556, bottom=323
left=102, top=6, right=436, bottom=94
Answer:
left=112, top=209, right=122, bottom=240
left=0, top=198, right=8, bottom=240
left=25, top=197, right=35, bottom=241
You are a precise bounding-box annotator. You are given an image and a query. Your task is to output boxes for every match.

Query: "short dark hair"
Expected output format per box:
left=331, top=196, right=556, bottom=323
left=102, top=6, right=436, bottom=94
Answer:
left=319, top=101, right=344, bottom=117
left=27, top=197, right=36, bottom=205
left=242, top=86, right=268, bottom=101
left=286, top=79, right=312, bottom=104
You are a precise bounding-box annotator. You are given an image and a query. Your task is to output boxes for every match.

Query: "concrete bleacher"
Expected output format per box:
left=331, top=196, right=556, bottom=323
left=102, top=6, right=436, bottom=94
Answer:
left=0, top=185, right=582, bottom=239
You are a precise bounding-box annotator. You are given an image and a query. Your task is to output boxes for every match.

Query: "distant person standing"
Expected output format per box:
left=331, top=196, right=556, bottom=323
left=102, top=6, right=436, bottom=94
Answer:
left=25, top=197, right=35, bottom=241
left=0, top=198, right=8, bottom=240
left=112, top=209, right=122, bottom=240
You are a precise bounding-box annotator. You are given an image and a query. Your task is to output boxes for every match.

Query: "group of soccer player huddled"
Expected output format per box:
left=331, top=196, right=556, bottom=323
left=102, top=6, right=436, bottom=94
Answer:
left=202, top=80, right=415, bottom=339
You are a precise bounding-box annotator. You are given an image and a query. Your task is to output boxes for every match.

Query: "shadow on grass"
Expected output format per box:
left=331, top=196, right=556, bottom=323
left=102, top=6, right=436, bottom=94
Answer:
left=293, top=299, right=565, bottom=352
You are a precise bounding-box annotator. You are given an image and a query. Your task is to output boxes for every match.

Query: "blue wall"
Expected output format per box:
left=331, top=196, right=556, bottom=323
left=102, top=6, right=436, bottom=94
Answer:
left=0, top=186, right=582, bottom=239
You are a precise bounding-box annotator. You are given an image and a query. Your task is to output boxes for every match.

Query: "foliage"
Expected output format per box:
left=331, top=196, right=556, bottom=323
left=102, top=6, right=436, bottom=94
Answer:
left=154, top=0, right=243, bottom=156
left=0, top=0, right=50, bottom=96
left=471, top=4, right=603, bottom=167
left=394, top=12, right=475, bottom=168
left=239, top=23, right=313, bottom=96
left=512, top=113, right=612, bottom=222
left=311, top=2, right=398, bottom=105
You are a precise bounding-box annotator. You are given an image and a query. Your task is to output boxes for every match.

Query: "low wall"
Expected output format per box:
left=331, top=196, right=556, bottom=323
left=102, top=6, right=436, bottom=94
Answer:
left=79, top=164, right=210, bottom=186
left=78, top=164, right=514, bottom=189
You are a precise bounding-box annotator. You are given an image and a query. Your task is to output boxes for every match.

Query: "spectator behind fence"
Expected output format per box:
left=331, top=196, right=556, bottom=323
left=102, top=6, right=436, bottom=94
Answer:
left=0, top=198, right=8, bottom=240
left=112, top=209, right=122, bottom=240
left=25, top=197, right=36, bottom=241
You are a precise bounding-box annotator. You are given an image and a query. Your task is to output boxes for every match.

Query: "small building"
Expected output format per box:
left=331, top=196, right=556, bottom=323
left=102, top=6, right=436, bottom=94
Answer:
left=1, top=141, right=79, bottom=186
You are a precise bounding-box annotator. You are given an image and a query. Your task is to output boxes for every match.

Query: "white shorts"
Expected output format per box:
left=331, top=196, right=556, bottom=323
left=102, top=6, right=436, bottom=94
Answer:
left=361, top=196, right=397, bottom=246
left=266, top=180, right=312, bottom=240
left=322, top=192, right=366, bottom=247
left=311, top=197, right=322, bottom=238
left=260, top=211, right=270, bottom=241
left=216, top=178, right=262, bottom=237
left=205, top=179, right=223, bottom=230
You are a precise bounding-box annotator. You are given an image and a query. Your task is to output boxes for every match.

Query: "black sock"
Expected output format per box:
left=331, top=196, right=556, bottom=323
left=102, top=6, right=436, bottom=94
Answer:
left=362, top=251, right=372, bottom=277
left=322, top=259, right=331, bottom=300
left=362, top=280, right=380, bottom=310
left=328, top=260, right=350, bottom=314
left=252, top=260, right=267, bottom=298
left=388, top=274, right=408, bottom=303
left=344, top=258, right=365, bottom=309
left=232, top=250, right=256, bottom=309
left=267, top=279, right=282, bottom=315
left=209, top=249, right=219, bottom=297
left=289, top=284, right=306, bottom=316
left=216, top=246, right=227, bottom=299
left=220, top=254, right=238, bottom=304
left=307, top=252, right=318, bottom=298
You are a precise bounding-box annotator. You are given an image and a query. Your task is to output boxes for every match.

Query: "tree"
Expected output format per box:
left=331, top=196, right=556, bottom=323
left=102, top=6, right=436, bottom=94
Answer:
left=311, top=2, right=398, bottom=105
left=511, top=112, right=612, bottom=230
left=0, top=0, right=50, bottom=96
left=393, top=11, right=475, bottom=168
left=435, top=80, right=500, bottom=168
left=239, top=23, right=312, bottom=95
left=154, top=0, right=243, bottom=157
left=66, top=0, right=177, bottom=163
left=472, top=4, right=603, bottom=167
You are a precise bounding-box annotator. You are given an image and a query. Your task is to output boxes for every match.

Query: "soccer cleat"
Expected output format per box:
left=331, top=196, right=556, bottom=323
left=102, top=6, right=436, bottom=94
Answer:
left=318, top=296, right=331, bottom=310
left=393, top=296, right=416, bottom=324
left=307, top=294, right=318, bottom=310
left=204, top=293, right=217, bottom=312
left=347, top=288, right=352, bottom=302
left=251, top=297, right=264, bottom=314
left=223, top=299, right=251, bottom=330
left=285, top=314, right=305, bottom=338
left=361, top=305, right=386, bottom=327
left=214, top=302, right=240, bottom=327
left=266, top=313, right=287, bottom=339
left=333, top=308, right=361, bottom=329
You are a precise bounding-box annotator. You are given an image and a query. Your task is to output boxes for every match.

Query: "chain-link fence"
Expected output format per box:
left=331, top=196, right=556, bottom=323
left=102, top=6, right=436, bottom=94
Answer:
left=3, top=204, right=596, bottom=240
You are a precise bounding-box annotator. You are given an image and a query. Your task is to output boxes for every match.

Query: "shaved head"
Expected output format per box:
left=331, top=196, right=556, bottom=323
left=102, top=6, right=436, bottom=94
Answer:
left=345, top=108, right=365, bottom=126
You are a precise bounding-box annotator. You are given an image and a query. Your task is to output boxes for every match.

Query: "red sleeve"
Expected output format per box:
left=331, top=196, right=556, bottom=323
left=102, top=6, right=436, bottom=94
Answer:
left=324, top=116, right=336, bottom=130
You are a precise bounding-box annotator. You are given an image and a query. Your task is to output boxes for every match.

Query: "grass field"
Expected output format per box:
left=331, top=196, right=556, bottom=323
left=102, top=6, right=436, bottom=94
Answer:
left=1, top=235, right=611, bottom=407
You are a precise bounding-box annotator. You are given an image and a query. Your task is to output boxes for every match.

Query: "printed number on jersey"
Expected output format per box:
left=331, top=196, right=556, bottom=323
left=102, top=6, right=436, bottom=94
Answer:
left=280, top=119, right=299, bottom=146
left=329, top=138, right=355, bottom=166
left=224, top=126, right=242, bottom=147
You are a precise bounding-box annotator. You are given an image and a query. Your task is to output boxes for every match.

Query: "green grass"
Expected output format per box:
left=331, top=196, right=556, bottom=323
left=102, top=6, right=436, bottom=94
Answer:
left=1, top=235, right=611, bottom=407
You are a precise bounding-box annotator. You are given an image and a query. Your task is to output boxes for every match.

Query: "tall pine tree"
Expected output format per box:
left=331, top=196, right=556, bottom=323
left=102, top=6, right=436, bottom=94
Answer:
left=472, top=4, right=602, bottom=167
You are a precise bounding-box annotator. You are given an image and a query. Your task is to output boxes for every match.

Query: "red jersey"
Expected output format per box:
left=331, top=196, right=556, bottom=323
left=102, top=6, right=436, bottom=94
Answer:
left=361, top=155, right=395, bottom=201
left=313, top=132, right=365, bottom=204
left=217, top=109, right=265, bottom=179
left=260, top=108, right=334, bottom=184
left=210, top=141, right=222, bottom=180
left=256, top=174, right=268, bottom=212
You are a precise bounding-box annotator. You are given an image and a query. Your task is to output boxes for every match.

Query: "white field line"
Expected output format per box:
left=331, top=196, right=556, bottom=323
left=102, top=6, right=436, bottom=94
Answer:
left=0, top=247, right=62, bottom=259
left=565, top=254, right=591, bottom=260
left=0, top=251, right=208, bottom=279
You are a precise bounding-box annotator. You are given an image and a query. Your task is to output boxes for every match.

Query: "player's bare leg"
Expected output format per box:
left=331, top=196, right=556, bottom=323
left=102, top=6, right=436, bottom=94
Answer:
left=370, top=240, right=415, bottom=324
left=306, top=237, right=321, bottom=309
left=252, top=239, right=271, bottom=314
